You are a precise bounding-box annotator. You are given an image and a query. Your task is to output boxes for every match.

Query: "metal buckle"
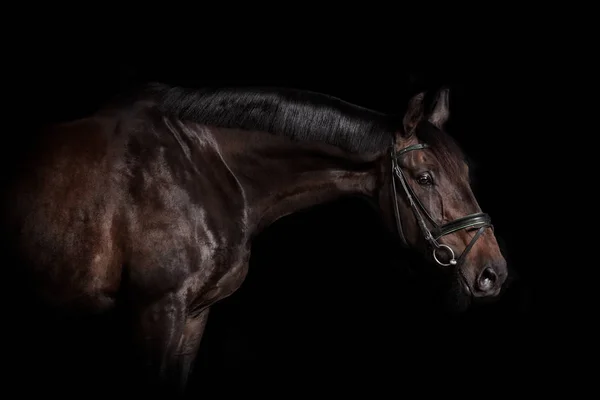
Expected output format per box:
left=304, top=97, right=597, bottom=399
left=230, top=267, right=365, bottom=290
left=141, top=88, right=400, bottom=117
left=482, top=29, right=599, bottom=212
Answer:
left=432, top=244, right=457, bottom=267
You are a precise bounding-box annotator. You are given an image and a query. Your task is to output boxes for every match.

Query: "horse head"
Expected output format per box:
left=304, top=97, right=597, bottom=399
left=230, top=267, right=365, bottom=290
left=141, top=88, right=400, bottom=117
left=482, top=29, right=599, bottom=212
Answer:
left=378, top=87, right=508, bottom=307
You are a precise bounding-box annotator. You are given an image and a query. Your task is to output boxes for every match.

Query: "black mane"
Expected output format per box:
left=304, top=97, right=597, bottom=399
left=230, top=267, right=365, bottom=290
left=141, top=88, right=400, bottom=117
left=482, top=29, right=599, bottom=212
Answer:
left=138, top=83, right=401, bottom=154
left=120, top=83, right=466, bottom=168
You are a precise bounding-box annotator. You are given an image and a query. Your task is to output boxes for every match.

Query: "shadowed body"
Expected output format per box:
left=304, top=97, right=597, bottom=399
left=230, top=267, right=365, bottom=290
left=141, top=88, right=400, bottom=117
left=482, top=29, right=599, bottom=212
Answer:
left=1, top=83, right=508, bottom=396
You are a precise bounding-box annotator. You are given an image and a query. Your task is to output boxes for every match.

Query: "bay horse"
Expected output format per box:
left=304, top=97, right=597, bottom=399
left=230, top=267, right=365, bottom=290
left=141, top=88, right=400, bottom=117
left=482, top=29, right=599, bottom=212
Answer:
left=1, top=83, right=508, bottom=395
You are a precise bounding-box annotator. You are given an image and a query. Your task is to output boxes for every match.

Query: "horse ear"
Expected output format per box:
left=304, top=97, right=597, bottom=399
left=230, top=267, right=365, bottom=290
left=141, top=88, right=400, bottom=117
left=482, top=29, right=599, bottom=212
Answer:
left=427, top=87, right=450, bottom=130
left=402, top=91, right=426, bottom=137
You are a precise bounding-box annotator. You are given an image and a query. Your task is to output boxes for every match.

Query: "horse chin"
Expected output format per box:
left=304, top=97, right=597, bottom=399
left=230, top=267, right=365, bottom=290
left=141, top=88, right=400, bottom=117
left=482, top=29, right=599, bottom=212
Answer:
left=438, top=274, right=473, bottom=314
left=449, top=293, right=472, bottom=314
left=408, top=268, right=473, bottom=315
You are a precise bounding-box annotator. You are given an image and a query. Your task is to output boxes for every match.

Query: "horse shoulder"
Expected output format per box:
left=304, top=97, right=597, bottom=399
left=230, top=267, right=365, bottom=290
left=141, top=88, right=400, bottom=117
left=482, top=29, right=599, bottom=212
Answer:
left=123, top=120, right=251, bottom=308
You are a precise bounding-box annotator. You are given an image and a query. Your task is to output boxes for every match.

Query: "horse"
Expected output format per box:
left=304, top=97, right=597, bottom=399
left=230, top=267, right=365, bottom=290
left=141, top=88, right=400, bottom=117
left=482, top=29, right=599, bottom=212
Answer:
left=1, top=82, right=508, bottom=396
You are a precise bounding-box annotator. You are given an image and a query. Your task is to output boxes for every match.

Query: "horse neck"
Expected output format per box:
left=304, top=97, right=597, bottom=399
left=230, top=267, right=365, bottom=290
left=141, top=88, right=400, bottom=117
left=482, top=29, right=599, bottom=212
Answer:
left=216, top=129, right=387, bottom=234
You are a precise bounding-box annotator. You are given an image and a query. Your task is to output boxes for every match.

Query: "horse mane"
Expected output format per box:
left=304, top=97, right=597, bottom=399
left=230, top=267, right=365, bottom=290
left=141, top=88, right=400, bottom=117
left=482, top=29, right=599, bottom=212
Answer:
left=133, top=82, right=401, bottom=154
left=115, top=83, right=467, bottom=168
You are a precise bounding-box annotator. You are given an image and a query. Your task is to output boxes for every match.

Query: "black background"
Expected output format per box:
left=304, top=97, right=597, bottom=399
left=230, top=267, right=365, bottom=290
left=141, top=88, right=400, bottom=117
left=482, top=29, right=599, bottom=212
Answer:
left=5, top=20, right=580, bottom=397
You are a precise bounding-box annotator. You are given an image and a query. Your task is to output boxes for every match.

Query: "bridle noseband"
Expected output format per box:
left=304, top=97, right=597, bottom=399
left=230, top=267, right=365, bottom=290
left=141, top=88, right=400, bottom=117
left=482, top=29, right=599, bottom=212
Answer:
left=390, top=143, right=492, bottom=268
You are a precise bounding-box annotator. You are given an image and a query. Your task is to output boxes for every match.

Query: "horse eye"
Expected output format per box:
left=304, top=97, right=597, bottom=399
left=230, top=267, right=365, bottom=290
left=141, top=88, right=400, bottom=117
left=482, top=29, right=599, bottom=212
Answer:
left=417, top=173, right=433, bottom=186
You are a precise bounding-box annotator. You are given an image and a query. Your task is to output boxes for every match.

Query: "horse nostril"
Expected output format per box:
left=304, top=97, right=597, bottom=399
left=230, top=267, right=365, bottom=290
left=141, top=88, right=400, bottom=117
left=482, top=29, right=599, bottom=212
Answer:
left=477, top=266, right=498, bottom=293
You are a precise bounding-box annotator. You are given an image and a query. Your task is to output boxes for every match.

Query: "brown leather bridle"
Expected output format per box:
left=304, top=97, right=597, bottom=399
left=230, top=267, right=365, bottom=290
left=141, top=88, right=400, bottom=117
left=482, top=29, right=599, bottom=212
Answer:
left=390, top=143, right=492, bottom=269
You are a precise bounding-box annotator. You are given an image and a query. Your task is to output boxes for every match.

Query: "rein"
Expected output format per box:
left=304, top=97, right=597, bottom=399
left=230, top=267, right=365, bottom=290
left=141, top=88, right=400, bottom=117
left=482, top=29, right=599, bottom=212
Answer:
left=389, top=143, right=492, bottom=270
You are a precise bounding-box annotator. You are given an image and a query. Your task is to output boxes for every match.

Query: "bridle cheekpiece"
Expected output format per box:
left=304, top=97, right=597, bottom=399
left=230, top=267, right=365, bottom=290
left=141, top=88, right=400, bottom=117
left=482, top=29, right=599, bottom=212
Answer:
left=389, top=142, right=492, bottom=268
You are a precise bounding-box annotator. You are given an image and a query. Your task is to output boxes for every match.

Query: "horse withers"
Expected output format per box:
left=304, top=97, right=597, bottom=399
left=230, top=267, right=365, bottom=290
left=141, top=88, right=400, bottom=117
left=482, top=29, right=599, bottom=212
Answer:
left=1, top=83, right=508, bottom=395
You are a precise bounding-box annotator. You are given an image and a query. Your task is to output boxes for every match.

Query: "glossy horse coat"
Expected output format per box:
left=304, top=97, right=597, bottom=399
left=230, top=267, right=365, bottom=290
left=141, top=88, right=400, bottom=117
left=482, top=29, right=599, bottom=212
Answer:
left=1, top=83, right=508, bottom=395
